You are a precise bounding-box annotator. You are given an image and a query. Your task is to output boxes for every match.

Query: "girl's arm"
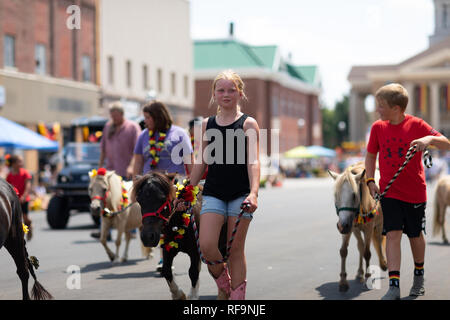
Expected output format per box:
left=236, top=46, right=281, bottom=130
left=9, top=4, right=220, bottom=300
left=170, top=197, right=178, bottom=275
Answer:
left=21, top=179, right=32, bottom=203
left=132, top=154, right=144, bottom=180
left=244, top=117, right=260, bottom=213
left=189, top=118, right=208, bottom=186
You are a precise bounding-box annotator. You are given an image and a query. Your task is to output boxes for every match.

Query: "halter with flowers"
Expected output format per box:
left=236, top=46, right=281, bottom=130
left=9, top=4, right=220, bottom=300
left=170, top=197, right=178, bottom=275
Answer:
left=159, top=179, right=199, bottom=252
left=88, top=168, right=129, bottom=216
left=149, top=129, right=167, bottom=169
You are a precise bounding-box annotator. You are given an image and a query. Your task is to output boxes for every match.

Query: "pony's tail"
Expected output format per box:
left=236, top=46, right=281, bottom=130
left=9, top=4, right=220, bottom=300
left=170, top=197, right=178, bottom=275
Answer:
left=24, top=245, right=53, bottom=300
left=432, top=186, right=442, bottom=237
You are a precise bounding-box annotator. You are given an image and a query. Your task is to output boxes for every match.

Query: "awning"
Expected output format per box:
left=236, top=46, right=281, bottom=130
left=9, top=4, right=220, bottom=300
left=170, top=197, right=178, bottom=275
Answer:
left=0, top=116, right=59, bottom=151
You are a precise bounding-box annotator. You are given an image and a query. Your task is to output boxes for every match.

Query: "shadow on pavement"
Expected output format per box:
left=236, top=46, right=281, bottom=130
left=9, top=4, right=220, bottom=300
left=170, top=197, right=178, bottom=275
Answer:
left=98, top=270, right=162, bottom=280
left=427, top=241, right=450, bottom=247
left=315, top=279, right=371, bottom=300
left=80, top=258, right=144, bottom=273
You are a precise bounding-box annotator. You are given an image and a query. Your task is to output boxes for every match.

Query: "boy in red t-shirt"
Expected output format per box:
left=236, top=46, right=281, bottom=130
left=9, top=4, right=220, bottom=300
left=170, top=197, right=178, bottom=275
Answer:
left=6, top=154, right=33, bottom=240
left=365, top=83, right=450, bottom=300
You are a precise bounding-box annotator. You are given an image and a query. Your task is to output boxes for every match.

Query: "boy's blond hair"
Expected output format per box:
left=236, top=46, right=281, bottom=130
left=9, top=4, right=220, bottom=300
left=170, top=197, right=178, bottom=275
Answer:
left=375, top=83, right=409, bottom=111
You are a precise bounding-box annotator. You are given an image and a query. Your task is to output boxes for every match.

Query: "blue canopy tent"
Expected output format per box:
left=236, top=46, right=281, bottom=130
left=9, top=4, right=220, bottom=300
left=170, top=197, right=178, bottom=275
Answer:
left=306, top=145, right=336, bottom=158
left=0, top=116, right=59, bottom=151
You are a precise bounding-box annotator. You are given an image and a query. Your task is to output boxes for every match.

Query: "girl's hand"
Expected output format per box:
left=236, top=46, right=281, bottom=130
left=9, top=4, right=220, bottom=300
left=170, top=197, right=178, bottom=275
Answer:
left=243, top=193, right=258, bottom=213
left=173, top=198, right=189, bottom=212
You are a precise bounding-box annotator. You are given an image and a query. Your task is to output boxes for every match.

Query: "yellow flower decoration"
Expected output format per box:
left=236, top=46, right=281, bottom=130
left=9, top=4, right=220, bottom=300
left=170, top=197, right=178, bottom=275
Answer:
left=169, top=241, right=179, bottom=249
left=177, top=228, right=185, bottom=235
left=22, top=223, right=29, bottom=234
left=89, top=169, right=97, bottom=178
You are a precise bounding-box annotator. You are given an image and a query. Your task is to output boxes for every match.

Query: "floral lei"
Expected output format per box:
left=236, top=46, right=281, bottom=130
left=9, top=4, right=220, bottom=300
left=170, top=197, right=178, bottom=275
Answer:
left=149, top=129, right=167, bottom=169
left=159, top=179, right=199, bottom=252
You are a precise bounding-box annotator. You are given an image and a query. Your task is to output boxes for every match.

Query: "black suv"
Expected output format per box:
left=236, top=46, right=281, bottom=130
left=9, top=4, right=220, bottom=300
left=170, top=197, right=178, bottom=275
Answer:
left=47, top=142, right=101, bottom=229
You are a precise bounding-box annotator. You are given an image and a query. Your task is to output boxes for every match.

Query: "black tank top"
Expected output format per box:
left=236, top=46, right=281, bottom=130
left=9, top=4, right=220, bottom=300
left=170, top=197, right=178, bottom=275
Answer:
left=202, top=114, right=250, bottom=201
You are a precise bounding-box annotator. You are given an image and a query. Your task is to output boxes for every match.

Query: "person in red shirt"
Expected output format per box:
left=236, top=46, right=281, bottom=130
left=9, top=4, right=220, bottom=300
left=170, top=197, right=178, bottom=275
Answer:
left=6, top=154, right=33, bottom=240
left=365, top=83, right=450, bottom=300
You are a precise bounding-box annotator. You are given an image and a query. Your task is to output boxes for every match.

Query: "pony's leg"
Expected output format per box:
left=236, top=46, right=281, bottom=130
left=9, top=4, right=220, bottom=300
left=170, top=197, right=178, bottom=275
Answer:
left=4, top=237, right=30, bottom=300
left=187, top=253, right=201, bottom=300
left=100, top=219, right=115, bottom=262
left=339, top=233, right=351, bottom=292
left=362, top=226, right=374, bottom=281
left=372, top=222, right=388, bottom=271
left=120, top=231, right=132, bottom=263
left=113, top=222, right=125, bottom=264
left=441, top=205, right=448, bottom=244
left=353, top=230, right=365, bottom=282
left=162, top=250, right=185, bottom=300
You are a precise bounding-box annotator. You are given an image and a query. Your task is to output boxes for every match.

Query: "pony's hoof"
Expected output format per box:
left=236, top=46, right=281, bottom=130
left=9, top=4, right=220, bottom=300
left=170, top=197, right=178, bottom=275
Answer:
left=443, top=238, right=449, bottom=245
left=174, top=292, right=186, bottom=300
left=120, top=257, right=128, bottom=263
left=188, top=294, right=199, bottom=300
left=339, top=283, right=349, bottom=292
left=380, top=262, right=388, bottom=271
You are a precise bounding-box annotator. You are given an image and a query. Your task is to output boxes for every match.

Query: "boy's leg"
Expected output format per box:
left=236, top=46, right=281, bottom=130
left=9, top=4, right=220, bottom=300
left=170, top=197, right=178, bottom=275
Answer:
left=382, top=230, right=402, bottom=300
left=409, top=227, right=426, bottom=296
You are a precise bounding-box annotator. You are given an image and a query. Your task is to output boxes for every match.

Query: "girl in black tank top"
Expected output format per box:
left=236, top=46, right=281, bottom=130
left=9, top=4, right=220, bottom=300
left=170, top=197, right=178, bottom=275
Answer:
left=202, top=114, right=250, bottom=201
left=189, top=70, right=260, bottom=300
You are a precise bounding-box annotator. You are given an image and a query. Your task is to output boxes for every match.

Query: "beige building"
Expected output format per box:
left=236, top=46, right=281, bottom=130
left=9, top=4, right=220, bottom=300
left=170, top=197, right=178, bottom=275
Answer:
left=99, top=0, right=194, bottom=126
left=348, top=0, right=450, bottom=142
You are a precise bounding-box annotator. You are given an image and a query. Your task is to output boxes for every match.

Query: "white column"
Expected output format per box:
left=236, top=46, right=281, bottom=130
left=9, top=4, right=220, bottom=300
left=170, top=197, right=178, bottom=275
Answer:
left=349, top=89, right=365, bottom=142
left=403, top=82, right=415, bottom=115
left=430, top=81, right=440, bottom=130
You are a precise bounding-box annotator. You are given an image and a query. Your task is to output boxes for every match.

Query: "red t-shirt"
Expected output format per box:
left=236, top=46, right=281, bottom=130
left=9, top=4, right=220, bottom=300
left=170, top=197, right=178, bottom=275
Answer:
left=367, top=114, right=441, bottom=203
left=7, top=168, right=32, bottom=201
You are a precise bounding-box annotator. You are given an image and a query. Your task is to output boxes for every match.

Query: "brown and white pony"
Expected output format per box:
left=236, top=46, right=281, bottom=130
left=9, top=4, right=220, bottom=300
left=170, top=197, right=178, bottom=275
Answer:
left=328, top=162, right=387, bottom=292
left=0, top=177, right=52, bottom=300
left=89, top=170, right=152, bottom=263
left=433, top=175, right=450, bottom=244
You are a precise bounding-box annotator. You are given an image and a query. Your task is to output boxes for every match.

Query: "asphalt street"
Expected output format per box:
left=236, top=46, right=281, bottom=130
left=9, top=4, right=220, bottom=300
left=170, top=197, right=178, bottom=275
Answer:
left=1, top=177, right=449, bottom=300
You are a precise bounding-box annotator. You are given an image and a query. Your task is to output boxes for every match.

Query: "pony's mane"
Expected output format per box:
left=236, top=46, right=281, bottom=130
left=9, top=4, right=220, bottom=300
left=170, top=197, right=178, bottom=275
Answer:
left=334, top=162, right=375, bottom=213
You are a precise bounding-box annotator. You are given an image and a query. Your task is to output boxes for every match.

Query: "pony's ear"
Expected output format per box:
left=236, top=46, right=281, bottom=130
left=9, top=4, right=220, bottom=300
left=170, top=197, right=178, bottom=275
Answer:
left=328, top=170, right=339, bottom=180
left=354, top=169, right=366, bottom=183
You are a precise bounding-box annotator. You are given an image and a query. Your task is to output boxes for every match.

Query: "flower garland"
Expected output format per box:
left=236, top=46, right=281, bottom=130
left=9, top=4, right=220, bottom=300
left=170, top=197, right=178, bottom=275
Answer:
left=160, top=179, right=199, bottom=252
left=354, top=206, right=379, bottom=225
left=149, top=129, right=167, bottom=169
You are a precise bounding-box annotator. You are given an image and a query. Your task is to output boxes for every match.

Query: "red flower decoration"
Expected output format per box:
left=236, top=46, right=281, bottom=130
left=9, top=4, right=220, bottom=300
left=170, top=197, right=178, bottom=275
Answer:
left=13, top=187, right=20, bottom=197
left=97, top=168, right=107, bottom=176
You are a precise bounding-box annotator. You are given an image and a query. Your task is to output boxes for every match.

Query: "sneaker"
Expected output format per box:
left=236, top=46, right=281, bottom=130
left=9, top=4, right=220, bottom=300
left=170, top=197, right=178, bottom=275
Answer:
left=409, top=276, right=425, bottom=296
left=156, top=259, right=163, bottom=272
left=381, top=286, right=400, bottom=300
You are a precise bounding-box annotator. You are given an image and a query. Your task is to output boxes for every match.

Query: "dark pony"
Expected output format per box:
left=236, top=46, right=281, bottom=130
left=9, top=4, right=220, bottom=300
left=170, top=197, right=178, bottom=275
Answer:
left=132, top=172, right=226, bottom=300
left=0, top=178, right=52, bottom=300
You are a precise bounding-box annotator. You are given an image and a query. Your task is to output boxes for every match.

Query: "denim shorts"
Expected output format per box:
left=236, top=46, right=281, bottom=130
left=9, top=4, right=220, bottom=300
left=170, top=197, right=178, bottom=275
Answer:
left=200, top=195, right=254, bottom=220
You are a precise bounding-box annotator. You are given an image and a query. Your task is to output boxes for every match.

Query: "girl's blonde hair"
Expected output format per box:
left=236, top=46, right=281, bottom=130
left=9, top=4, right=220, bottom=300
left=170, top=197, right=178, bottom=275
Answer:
left=209, top=70, right=247, bottom=114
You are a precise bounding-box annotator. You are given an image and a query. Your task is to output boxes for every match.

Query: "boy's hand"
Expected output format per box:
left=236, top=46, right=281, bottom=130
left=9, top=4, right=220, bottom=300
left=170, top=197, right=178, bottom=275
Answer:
left=410, top=137, right=432, bottom=151
left=367, top=181, right=380, bottom=200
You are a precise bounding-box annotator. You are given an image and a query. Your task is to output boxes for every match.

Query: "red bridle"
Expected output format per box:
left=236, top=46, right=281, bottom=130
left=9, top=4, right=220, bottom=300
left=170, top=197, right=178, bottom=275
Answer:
left=142, top=199, right=172, bottom=223
left=91, top=191, right=109, bottom=216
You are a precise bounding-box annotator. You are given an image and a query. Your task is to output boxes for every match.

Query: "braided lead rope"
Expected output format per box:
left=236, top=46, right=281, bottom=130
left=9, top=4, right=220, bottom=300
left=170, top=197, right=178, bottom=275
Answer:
left=374, top=145, right=432, bottom=202
left=191, top=203, right=250, bottom=265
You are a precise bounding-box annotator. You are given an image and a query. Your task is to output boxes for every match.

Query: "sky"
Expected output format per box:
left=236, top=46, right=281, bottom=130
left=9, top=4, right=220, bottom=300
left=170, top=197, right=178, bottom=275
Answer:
left=190, top=0, right=434, bottom=110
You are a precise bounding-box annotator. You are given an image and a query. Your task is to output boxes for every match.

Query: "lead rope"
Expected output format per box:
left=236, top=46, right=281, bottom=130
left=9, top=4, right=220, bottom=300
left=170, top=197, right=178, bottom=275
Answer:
left=191, top=202, right=250, bottom=265
left=374, top=145, right=432, bottom=203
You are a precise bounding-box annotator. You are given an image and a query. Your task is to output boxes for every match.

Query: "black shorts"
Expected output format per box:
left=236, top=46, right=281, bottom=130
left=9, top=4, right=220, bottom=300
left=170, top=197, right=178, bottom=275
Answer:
left=380, top=197, right=426, bottom=238
left=21, top=201, right=29, bottom=215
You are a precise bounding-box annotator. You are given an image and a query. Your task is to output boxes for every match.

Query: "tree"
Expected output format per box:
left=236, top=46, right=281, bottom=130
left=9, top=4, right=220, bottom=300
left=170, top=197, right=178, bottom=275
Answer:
left=321, top=95, right=349, bottom=148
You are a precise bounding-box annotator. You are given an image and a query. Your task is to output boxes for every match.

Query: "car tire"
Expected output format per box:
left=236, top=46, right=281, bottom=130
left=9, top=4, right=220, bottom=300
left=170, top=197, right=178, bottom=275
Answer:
left=47, top=196, right=70, bottom=229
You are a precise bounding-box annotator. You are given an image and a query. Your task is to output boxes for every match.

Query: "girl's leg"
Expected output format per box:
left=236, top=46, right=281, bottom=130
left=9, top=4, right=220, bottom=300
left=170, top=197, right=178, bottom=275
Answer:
left=199, top=212, right=226, bottom=277
left=226, top=216, right=251, bottom=290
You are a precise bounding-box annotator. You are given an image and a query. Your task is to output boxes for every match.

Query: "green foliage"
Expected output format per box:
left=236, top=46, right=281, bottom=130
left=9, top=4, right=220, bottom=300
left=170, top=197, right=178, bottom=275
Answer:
left=321, top=95, right=349, bottom=148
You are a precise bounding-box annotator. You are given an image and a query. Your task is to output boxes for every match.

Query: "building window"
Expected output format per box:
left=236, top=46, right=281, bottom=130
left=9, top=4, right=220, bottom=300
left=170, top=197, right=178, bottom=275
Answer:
left=35, top=44, right=46, bottom=75
left=183, top=75, right=189, bottom=98
left=4, top=35, right=15, bottom=67
left=82, top=55, right=91, bottom=82
left=108, top=56, right=114, bottom=85
left=171, top=72, right=176, bottom=95
left=157, top=68, right=163, bottom=93
left=126, top=60, right=132, bottom=88
left=143, top=65, right=149, bottom=90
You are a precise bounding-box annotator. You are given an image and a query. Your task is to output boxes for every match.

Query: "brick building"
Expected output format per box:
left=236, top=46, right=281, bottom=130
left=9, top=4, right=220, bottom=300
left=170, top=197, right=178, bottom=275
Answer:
left=0, top=0, right=100, bottom=173
left=194, top=36, right=322, bottom=155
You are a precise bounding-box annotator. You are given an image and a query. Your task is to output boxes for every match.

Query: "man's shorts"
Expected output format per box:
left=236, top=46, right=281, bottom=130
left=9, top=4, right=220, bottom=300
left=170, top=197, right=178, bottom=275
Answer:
left=380, top=197, right=426, bottom=238
left=200, top=195, right=253, bottom=220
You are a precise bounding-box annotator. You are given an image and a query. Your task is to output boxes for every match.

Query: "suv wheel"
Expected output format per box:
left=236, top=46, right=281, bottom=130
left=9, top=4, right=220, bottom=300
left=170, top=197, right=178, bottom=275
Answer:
left=47, top=196, right=70, bottom=229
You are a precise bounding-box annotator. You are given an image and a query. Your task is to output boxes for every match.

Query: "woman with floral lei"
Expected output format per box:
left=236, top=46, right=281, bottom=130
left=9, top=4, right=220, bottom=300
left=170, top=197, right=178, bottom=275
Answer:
left=133, top=100, right=193, bottom=269
left=189, top=70, right=260, bottom=300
